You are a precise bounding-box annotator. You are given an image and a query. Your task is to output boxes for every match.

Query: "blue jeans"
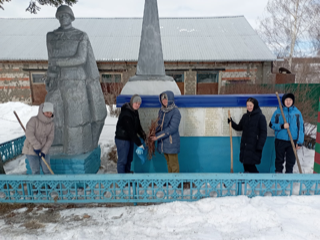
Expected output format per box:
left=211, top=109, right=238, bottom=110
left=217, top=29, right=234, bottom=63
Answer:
left=115, top=138, right=134, bottom=174
left=26, top=154, right=51, bottom=175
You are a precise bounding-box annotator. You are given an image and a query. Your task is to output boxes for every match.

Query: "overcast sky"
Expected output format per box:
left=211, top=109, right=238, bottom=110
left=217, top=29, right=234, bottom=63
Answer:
left=0, top=0, right=269, bottom=29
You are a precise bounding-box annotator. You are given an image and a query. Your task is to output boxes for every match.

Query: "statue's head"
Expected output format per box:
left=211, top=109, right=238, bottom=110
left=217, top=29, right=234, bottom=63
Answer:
left=55, top=5, right=75, bottom=22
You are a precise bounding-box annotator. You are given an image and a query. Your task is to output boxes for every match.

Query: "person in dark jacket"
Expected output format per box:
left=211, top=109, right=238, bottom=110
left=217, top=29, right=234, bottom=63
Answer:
left=269, top=93, right=304, bottom=173
left=115, top=94, right=146, bottom=174
left=228, top=97, right=267, bottom=173
left=150, top=91, right=181, bottom=173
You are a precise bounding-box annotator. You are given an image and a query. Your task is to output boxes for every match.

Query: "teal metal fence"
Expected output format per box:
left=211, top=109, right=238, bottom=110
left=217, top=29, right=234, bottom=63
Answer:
left=1, top=173, right=319, bottom=203
left=0, top=136, right=25, bottom=163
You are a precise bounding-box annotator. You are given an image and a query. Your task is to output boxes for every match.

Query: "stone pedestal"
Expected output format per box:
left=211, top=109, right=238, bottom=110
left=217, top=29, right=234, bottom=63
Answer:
left=26, top=146, right=101, bottom=174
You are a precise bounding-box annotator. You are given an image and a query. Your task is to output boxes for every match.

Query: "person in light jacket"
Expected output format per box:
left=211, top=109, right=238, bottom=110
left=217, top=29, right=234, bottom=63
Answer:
left=151, top=91, right=181, bottom=173
left=269, top=93, right=304, bottom=173
left=22, top=102, right=54, bottom=174
left=228, top=97, right=267, bottom=173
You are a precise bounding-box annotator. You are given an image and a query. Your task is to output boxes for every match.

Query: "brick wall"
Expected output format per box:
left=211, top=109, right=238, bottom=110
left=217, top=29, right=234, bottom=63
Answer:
left=0, top=61, right=272, bottom=104
left=0, top=63, right=32, bottom=103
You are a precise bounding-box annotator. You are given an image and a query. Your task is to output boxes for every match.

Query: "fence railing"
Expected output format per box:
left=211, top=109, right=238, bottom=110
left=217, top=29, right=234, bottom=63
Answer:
left=0, top=136, right=25, bottom=163
left=1, top=173, right=319, bottom=204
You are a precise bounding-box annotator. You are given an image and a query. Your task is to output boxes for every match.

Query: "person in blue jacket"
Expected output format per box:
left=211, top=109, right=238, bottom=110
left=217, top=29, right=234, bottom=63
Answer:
left=269, top=93, right=304, bottom=173
left=150, top=91, right=181, bottom=173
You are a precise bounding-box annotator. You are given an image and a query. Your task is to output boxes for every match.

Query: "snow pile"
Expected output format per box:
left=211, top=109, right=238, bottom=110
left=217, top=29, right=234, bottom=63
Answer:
left=1, top=196, right=320, bottom=239
left=0, top=102, right=38, bottom=144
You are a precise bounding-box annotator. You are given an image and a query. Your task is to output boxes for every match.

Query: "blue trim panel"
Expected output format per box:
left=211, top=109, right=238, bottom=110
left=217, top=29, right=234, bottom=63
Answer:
left=132, top=137, right=276, bottom=174
left=116, top=94, right=284, bottom=108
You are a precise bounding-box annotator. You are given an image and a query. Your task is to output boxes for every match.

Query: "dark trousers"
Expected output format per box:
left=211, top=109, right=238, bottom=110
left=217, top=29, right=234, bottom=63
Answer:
left=0, top=154, right=5, bottom=174
left=243, top=164, right=259, bottom=173
left=115, top=138, right=134, bottom=174
left=275, top=139, right=296, bottom=173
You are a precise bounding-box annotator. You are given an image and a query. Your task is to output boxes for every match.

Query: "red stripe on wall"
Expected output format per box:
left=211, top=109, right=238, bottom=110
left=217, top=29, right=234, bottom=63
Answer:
left=315, top=152, right=320, bottom=165
left=0, top=86, right=30, bottom=89
left=225, top=69, right=246, bottom=72
left=224, top=69, right=258, bottom=72
left=0, top=78, right=29, bottom=81
left=222, top=77, right=251, bottom=81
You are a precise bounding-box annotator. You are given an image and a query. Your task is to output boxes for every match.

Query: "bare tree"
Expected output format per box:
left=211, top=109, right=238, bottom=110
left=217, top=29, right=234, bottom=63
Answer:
left=0, top=0, right=77, bottom=13
left=258, top=0, right=320, bottom=70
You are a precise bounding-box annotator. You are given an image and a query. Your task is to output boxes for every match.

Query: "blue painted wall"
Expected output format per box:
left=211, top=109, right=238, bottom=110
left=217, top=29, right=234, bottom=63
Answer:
left=132, top=137, right=276, bottom=173
left=117, top=94, right=283, bottom=108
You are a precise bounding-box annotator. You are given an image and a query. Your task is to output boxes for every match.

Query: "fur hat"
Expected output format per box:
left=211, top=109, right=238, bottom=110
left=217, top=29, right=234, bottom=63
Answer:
left=42, top=102, right=54, bottom=113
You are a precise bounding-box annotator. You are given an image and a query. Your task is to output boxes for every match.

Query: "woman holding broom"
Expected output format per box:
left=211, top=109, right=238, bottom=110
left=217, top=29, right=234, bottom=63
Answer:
left=227, top=97, right=267, bottom=173
left=22, top=102, right=54, bottom=174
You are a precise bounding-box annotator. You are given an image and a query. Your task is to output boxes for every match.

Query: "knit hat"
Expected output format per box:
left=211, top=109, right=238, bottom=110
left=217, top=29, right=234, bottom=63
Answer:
left=282, top=93, right=295, bottom=106
left=43, top=102, right=54, bottom=113
left=161, top=93, right=168, bottom=100
left=130, top=94, right=142, bottom=106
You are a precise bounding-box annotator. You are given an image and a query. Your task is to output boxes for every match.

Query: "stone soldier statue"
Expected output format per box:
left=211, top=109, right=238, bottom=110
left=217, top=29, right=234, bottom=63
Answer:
left=45, top=5, right=107, bottom=155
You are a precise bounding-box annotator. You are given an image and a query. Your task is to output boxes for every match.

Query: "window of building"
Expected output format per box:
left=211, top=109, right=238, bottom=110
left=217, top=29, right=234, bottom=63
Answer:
left=166, top=71, right=184, bottom=82
left=31, top=73, right=46, bottom=84
left=197, top=71, right=219, bottom=83
left=101, top=74, right=122, bottom=83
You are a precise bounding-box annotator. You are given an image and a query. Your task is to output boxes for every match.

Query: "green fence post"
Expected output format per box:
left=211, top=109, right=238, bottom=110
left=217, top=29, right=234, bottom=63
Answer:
left=314, top=98, right=320, bottom=173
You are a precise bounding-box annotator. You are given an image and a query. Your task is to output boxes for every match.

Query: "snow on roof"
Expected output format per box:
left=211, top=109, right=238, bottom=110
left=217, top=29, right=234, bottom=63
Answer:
left=0, top=16, right=276, bottom=62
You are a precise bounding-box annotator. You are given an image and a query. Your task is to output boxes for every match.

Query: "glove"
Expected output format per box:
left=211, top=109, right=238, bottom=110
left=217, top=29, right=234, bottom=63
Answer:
left=40, top=152, right=46, bottom=159
left=34, top=149, right=41, bottom=157
left=136, top=145, right=144, bottom=155
left=227, top=117, right=232, bottom=124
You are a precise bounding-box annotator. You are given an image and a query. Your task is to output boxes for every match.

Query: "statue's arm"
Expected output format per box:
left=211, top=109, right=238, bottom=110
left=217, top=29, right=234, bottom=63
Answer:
left=46, top=32, right=58, bottom=91
left=46, top=33, right=56, bottom=68
left=56, top=34, right=88, bottom=67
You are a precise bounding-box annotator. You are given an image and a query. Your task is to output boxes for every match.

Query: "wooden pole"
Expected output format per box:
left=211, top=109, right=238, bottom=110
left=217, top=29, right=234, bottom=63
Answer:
left=13, top=111, right=54, bottom=175
left=228, top=110, right=234, bottom=173
left=14, top=111, right=26, bottom=132
left=275, top=92, right=302, bottom=173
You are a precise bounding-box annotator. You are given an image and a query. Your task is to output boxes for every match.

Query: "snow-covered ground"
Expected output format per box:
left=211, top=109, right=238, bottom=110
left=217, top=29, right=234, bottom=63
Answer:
left=1, top=102, right=320, bottom=240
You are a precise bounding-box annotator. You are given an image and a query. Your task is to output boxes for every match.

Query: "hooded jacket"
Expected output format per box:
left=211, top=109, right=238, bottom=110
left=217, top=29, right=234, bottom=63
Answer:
left=22, top=103, right=55, bottom=156
left=115, top=102, right=145, bottom=146
left=231, top=98, right=267, bottom=165
left=269, top=93, right=304, bottom=145
left=155, top=91, right=181, bottom=154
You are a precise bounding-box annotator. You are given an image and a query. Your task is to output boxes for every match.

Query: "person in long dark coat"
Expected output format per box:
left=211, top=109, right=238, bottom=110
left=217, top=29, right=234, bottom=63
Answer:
left=115, top=94, right=146, bottom=174
left=228, top=97, right=267, bottom=173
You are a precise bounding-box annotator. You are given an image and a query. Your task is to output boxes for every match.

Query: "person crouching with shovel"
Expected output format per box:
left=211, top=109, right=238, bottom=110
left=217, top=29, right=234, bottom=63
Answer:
left=22, top=102, right=54, bottom=174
